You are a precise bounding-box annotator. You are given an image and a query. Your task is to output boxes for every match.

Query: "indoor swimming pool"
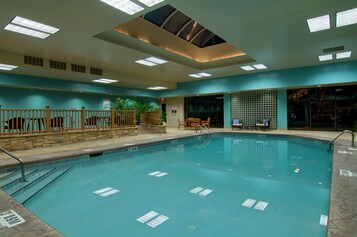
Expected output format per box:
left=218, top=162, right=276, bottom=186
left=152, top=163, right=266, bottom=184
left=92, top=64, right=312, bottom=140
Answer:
left=1, top=133, right=332, bottom=237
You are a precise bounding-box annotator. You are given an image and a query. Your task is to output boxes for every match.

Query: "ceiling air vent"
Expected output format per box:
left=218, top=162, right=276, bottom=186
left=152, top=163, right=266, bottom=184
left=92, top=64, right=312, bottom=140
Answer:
left=24, top=55, right=43, bottom=66
left=50, top=60, right=66, bottom=70
left=90, top=67, right=103, bottom=76
left=71, top=64, right=86, bottom=73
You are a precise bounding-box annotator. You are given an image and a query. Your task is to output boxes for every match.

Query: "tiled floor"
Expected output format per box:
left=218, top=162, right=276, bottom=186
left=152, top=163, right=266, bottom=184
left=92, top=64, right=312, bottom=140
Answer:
left=0, top=127, right=356, bottom=237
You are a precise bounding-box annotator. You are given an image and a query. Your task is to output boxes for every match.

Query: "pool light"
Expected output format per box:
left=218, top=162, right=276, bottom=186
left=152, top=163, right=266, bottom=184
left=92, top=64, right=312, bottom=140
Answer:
left=100, top=0, right=144, bottom=15
left=318, top=54, right=333, bottom=61
left=307, top=15, right=330, bottom=32
left=336, top=8, right=357, bottom=27
left=0, top=63, right=18, bottom=71
left=138, top=0, right=165, bottom=7
left=336, top=51, right=352, bottom=59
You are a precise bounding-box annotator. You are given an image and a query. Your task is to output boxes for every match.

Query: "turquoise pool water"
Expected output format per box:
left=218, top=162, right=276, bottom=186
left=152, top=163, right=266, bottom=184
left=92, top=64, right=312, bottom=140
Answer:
left=24, top=134, right=331, bottom=237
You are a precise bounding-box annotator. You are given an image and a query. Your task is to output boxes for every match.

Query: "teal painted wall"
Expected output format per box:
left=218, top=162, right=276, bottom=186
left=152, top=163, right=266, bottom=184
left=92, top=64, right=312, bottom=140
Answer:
left=0, top=72, right=158, bottom=98
left=224, top=94, right=231, bottom=128
left=277, top=90, right=288, bottom=129
left=158, top=61, right=357, bottom=97
left=0, top=87, right=158, bottom=109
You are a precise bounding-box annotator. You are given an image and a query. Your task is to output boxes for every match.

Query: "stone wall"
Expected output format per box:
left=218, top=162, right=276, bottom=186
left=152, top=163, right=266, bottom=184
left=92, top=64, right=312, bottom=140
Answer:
left=140, top=124, right=166, bottom=134
left=0, top=127, right=137, bottom=151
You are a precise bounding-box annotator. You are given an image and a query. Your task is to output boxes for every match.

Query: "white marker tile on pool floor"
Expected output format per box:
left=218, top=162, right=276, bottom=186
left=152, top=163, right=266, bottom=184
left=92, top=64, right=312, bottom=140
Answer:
left=93, top=187, right=120, bottom=197
left=242, top=198, right=257, bottom=208
left=320, top=215, right=328, bottom=226
left=254, top=201, right=268, bottom=211
left=148, top=171, right=161, bottom=176
left=137, top=211, right=159, bottom=223
left=147, top=215, right=169, bottom=228
left=148, top=171, right=168, bottom=177
left=94, top=187, right=113, bottom=194
left=190, top=187, right=204, bottom=194
left=198, top=189, right=213, bottom=197
left=155, top=172, right=168, bottom=177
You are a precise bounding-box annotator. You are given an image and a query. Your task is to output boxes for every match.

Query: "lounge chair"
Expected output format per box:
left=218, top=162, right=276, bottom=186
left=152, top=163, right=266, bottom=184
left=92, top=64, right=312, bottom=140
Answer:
left=50, top=116, right=64, bottom=130
left=256, top=119, right=270, bottom=131
left=4, top=117, right=26, bottom=131
left=232, top=118, right=243, bottom=130
left=85, top=116, right=99, bottom=127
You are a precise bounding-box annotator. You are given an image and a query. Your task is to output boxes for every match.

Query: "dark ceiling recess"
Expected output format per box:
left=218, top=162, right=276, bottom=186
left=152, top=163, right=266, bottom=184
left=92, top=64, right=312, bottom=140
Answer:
left=142, top=5, right=226, bottom=48
left=323, top=46, right=345, bottom=53
left=24, top=55, right=43, bottom=67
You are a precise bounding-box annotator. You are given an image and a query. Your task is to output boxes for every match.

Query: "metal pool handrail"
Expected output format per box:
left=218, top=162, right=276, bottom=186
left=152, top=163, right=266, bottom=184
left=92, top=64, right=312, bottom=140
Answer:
left=328, top=130, right=355, bottom=152
left=0, top=147, right=27, bottom=182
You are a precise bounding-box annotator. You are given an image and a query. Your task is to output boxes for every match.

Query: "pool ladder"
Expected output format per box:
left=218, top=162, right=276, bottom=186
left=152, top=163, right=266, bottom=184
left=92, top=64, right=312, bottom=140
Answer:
left=328, top=130, right=355, bottom=152
left=0, top=146, right=27, bottom=182
left=196, top=124, right=211, bottom=135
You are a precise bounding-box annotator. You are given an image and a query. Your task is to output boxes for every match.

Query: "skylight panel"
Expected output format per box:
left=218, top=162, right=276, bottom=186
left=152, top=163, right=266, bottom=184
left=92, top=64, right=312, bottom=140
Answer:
left=0, top=63, right=18, bottom=71
left=138, top=0, right=165, bottom=7
left=100, top=0, right=144, bottom=15
left=241, top=66, right=255, bottom=71
left=253, top=64, right=267, bottom=69
left=336, top=8, right=357, bottom=27
left=336, top=51, right=352, bottom=59
left=93, top=78, right=118, bottom=83
left=4, top=24, right=50, bottom=39
left=307, top=15, right=330, bottom=32
left=147, top=86, right=167, bottom=90
left=189, top=74, right=203, bottom=78
left=11, top=16, right=59, bottom=34
left=135, top=59, right=157, bottom=66
left=318, top=54, right=333, bottom=61
left=145, top=57, right=167, bottom=64
left=197, top=72, right=212, bottom=77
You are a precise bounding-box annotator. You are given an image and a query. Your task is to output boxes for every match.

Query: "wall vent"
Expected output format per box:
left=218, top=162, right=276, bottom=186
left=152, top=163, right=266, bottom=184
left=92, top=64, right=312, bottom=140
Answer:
left=71, top=64, right=86, bottom=73
left=24, top=55, right=43, bottom=66
left=50, top=60, right=66, bottom=70
left=323, top=46, right=344, bottom=53
left=90, top=67, right=103, bottom=76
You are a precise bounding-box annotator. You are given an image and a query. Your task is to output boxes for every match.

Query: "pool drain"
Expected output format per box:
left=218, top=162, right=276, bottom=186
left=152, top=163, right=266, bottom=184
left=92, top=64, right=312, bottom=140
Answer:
left=187, top=225, right=196, bottom=230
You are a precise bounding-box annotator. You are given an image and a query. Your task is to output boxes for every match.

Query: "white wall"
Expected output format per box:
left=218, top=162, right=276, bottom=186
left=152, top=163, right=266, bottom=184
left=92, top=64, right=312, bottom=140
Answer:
left=165, top=97, right=184, bottom=128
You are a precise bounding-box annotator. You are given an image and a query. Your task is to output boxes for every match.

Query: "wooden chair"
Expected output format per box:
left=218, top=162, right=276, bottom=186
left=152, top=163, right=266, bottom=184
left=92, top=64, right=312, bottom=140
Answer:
left=232, top=118, right=243, bottom=130
left=178, top=118, right=186, bottom=130
left=201, top=117, right=210, bottom=128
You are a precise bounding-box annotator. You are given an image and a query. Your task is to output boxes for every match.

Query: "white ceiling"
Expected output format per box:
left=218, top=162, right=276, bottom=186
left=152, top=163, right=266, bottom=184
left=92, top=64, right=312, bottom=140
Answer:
left=0, top=0, right=356, bottom=90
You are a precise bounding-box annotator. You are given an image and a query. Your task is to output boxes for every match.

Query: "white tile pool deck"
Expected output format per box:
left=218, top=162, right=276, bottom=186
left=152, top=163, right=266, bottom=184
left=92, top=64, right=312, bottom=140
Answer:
left=0, top=127, right=356, bottom=237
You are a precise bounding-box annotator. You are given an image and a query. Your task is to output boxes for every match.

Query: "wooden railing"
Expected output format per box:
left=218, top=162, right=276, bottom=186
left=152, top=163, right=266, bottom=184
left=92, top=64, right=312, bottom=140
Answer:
left=140, top=111, right=162, bottom=125
left=0, top=106, right=136, bottom=135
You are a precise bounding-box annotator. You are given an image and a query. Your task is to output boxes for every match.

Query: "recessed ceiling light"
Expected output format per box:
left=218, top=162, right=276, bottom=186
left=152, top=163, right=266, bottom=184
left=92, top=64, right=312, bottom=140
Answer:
left=318, top=54, right=333, bottom=61
left=0, top=63, right=18, bottom=71
left=147, top=86, right=167, bottom=90
left=135, top=59, right=157, bottom=66
left=241, top=66, right=255, bottom=71
left=197, top=72, right=212, bottom=77
left=145, top=57, right=167, bottom=64
left=253, top=64, right=267, bottom=69
left=4, top=24, right=50, bottom=39
left=336, top=8, right=357, bottom=27
left=93, top=78, right=118, bottom=84
left=189, top=74, right=203, bottom=78
left=307, top=15, right=330, bottom=32
left=336, top=51, right=352, bottom=59
left=138, top=0, right=165, bottom=7
left=11, top=16, right=60, bottom=34
left=100, top=0, right=144, bottom=15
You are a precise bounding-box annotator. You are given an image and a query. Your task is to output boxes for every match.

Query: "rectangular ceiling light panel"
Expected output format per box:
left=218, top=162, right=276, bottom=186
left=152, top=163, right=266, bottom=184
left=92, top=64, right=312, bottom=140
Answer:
left=241, top=66, right=255, bottom=71
left=93, top=78, right=118, bottom=83
left=197, top=72, right=212, bottom=77
left=307, top=15, right=330, bottom=32
left=336, top=51, right=352, bottom=59
left=135, top=59, right=157, bottom=66
left=100, top=0, right=144, bottom=15
left=253, top=64, right=267, bottom=69
left=337, top=8, right=357, bottom=27
left=4, top=24, right=50, bottom=39
left=318, top=54, right=333, bottom=61
left=0, top=63, right=18, bottom=71
left=189, top=74, right=203, bottom=78
left=138, top=0, right=165, bottom=7
left=147, top=86, right=167, bottom=90
left=12, top=16, right=59, bottom=34
left=145, top=57, right=167, bottom=64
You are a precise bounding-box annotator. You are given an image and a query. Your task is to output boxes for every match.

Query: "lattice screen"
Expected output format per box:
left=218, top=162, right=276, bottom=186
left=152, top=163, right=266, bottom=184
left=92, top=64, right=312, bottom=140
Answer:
left=231, top=91, right=277, bottom=129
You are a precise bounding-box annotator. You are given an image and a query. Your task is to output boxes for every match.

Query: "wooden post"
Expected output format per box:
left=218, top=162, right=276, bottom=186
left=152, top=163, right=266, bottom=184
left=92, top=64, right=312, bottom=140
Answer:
left=111, top=108, right=115, bottom=129
left=45, top=106, right=50, bottom=133
left=81, top=106, right=85, bottom=130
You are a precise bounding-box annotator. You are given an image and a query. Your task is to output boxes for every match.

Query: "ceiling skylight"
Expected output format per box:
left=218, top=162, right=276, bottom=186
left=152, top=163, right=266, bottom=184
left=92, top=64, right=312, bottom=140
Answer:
left=241, top=66, right=255, bottom=71
left=336, top=51, right=352, bottom=59
left=0, top=63, right=18, bottom=71
left=189, top=72, right=212, bottom=78
left=253, top=64, right=267, bottom=69
left=336, top=8, right=357, bottom=27
left=135, top=59, right=157, bottom=66
left=93, top=78, right=119, bottom=84
left=100, top=0, right=144, bottom=15
left=145, top=57, right=167, bottom=64
left=307, top=15, right=330, bottom=32
left=318, top=54, right=333, bottom=61
left=11, top=16, right=60, bottom=34
left=138, top=0, right=165, bottom=7
left=147, top=86, right=167, bottom=90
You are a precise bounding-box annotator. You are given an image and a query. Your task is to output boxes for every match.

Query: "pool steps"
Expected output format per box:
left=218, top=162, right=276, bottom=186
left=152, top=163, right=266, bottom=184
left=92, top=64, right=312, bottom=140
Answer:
left=0, top=166, right=73, bottom=205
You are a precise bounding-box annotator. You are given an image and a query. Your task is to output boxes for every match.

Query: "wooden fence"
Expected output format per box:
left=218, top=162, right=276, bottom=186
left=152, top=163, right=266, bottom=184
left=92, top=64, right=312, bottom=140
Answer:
left=0, top=106, right=136, bottom=135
